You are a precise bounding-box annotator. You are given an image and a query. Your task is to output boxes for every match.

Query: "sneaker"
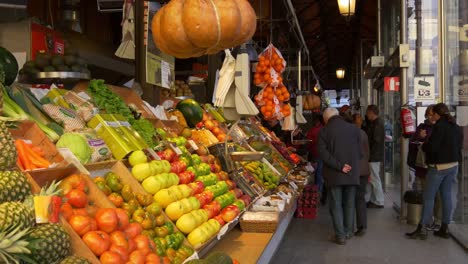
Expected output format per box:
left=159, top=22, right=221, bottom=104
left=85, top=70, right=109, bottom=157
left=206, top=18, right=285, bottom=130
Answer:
left=426, top=223, right=441, bottom=231
left=367, top=202, right=384, bottom=209
left=346, top=233, right=354, bottom=239
left=331, top=236, right=346, bottom=245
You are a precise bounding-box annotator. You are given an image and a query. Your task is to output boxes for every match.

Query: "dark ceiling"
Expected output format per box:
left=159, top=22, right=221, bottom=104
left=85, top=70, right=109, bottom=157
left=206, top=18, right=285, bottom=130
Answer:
left=251, top=0, right=377, bottom=89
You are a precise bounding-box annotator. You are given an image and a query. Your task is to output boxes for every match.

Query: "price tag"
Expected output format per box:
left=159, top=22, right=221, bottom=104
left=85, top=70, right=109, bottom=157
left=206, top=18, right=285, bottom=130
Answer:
left=187, top=140, right=199, bottom=151
left=217, top=223, right=230, bottom=240
left=170, top=143, right=183, bottom=155
left=182, top=252, right=199, bottom=263
left=146, top=148, right=161, bottom=160
left=289, top=181, right=298, bottom=191
left=277, top=191, right=288, bottom=201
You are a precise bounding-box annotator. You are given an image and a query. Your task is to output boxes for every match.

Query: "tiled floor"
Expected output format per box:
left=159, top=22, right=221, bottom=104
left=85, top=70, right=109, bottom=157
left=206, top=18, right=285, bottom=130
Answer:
left=271, top=201, right=467, bottom=264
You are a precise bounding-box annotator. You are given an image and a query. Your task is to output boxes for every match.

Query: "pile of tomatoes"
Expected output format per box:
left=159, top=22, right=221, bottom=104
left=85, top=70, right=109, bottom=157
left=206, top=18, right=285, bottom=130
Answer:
left=59, top=174, right=193, bottom=264
left=253, top=44, right=291, bottom=120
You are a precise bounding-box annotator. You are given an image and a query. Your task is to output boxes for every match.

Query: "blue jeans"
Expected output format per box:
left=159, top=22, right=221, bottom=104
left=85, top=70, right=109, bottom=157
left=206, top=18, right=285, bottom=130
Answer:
left=329, top=185, right=357, bottom=239
left=420, top=166, right=458, bottom=225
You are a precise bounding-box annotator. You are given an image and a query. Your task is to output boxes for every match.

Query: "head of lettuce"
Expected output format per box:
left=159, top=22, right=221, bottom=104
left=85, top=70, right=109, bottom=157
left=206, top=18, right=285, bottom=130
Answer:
left=56, top=133, right=92, bottom=164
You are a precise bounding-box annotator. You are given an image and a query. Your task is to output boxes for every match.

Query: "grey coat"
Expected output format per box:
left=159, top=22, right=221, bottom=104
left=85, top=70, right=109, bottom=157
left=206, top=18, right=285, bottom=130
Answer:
left=359, top=129, right=370, bottom=176
left=318, top=116, right=361, bottom=186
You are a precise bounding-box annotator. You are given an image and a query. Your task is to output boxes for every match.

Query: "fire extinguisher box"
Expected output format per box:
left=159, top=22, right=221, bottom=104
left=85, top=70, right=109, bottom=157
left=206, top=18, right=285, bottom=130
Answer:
left=0, top=19, right=65, bottom=60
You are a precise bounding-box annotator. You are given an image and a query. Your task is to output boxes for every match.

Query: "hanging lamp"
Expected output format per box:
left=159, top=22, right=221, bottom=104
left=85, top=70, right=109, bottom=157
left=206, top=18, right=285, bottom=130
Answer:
left=337, top=0, right=356, bottom=20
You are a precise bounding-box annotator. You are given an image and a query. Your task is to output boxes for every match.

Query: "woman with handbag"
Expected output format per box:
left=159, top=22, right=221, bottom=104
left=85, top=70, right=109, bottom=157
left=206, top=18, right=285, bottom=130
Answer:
left=406, top=103, right=463, bottom=240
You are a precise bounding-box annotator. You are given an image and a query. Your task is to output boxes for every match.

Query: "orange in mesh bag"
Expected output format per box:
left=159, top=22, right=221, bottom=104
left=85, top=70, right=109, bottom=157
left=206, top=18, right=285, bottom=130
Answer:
left=255, top=86, right=282, bottom=120
left=254, top=44, right=286, bottom=88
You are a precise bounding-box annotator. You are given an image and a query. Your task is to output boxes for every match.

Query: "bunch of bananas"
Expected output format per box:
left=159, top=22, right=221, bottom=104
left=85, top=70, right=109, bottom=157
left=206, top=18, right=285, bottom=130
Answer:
left=243, top=161, right=280, bottom=190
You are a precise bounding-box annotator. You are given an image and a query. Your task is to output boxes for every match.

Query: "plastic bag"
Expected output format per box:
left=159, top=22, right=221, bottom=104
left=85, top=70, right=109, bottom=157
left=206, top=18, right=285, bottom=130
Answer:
left=255, top=86, right=281, bottom=120
left=254, top=44, right=286, bottom=88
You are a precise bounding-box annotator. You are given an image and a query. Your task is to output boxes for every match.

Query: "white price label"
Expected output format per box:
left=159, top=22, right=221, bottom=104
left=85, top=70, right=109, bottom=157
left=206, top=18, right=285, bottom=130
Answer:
left=289, top=181, right=298, bottom=191
left=277, top=191, right=288, bottom=200
left=188, top=140, right=199, bottom=151
left=217, top=224, right=230, bottom=240
left=170, top=143, right=183, bottom=155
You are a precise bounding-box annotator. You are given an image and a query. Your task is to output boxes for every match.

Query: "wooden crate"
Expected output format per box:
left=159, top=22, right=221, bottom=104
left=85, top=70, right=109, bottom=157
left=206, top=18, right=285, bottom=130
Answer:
left=9, top=120, right=67, bottom=169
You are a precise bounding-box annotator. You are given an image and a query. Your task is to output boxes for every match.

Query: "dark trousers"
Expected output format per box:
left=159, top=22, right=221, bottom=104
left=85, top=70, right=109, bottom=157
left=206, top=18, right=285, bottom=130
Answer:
left=329, top=185, right=357, bottom=239
left=356, top=176, right=368, bottom=230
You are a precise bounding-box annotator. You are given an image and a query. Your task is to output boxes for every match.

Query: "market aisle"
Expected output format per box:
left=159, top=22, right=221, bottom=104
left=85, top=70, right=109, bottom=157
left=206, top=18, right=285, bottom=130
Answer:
left=271, top=202, right=467, bottom=264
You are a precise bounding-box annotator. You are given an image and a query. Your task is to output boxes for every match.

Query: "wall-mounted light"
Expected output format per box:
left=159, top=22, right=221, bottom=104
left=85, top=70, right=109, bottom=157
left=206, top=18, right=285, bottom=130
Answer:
left=337, top=0, right=355, bottom=20
left=336, top=68, right=346, bottom=79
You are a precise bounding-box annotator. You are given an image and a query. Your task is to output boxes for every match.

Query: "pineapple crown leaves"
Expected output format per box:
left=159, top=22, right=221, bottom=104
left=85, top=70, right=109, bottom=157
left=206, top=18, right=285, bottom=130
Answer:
left=39, top=180, right=63, bottom=197
left=0, top=225, right=38, bottom=264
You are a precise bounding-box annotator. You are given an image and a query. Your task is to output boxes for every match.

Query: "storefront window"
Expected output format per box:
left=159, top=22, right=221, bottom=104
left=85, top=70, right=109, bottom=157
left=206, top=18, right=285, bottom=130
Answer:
left=443, top=0, right=468, bottom=224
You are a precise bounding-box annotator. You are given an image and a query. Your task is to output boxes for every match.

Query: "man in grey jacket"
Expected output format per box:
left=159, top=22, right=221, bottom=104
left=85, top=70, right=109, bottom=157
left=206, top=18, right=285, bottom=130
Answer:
left=365, top=105, right=385, bottom=208
left=318, top=108, right=361, bottom=245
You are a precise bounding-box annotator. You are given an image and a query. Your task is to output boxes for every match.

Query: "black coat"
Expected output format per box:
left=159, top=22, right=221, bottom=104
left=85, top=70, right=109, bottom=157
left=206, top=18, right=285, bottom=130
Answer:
left=423, top=118, right=463, bottom=164
left=366, top=117, right=385, bottom=162
left=318, top=116, right=361, bottom=186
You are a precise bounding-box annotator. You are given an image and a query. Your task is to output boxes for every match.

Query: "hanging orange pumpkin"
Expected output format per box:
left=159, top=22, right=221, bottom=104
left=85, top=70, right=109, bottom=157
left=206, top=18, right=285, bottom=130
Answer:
left=152, top=0, right=257, bottom=58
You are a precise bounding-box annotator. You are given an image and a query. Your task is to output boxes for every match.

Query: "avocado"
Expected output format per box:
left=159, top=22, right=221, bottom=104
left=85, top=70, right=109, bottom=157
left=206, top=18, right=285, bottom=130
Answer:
left=71, top=65, right=81, bottom=72
left=76, top=57, right=86, bottom=66
left=43, top=66, right=56, bottom=72
left=24, top=67, right=40, bottom=74
left=24, top=60, right=36, bottom=68
left=64, top=55, right=76, bottom=66
left=56, top=65, right=70, bottom=72
left=51, top=55, right=64, bottom=67
left=35, top=52, right=51, bottom=69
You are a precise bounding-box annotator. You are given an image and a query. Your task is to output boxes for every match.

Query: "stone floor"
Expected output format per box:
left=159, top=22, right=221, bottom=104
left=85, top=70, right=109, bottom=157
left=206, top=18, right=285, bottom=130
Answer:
left=271, top=200, right=468, bottom=264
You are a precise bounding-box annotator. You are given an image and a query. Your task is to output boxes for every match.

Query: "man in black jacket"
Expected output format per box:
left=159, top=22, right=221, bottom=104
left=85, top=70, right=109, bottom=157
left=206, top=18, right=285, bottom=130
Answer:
left=365, top=105, right=385, bottom=208
left=318, top=108, right=361, bottom=245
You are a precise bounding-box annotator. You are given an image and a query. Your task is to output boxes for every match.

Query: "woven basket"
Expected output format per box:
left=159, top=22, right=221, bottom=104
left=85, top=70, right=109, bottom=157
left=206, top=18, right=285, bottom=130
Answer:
left=240, top=211, right=279, bottom=233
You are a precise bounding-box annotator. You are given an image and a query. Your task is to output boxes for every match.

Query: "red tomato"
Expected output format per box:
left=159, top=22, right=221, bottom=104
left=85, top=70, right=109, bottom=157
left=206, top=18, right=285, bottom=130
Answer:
left=59, top=174, right=87, bottom=195
left=108, top=193, right=124, bottom=207
left=110, top=231, right=129, bottom=249
left=65, top=189, right=88, bottom=208
left=145, top=253, right=161, bottom=263
left=128, top=250, right=146, bottom=264
left=115, top=208, right=129, bottom=230
left=60, top=202, right=74, bottom=221
left=72, top=208, right=89, bottom=217
left=100, top=250, right=122, bottom=264
left=127, top=238, right=137, bottom=252
left=95, top=208, right=118, bottom=233
left=124, top=223, right=142, bottom=239
left=109, top=244, right=129, bottom=262
left=133, top=235, right=151, bottom=256
left=82, top=231, right=110, bottom=256
left=69, top=215, right=94, bottom=236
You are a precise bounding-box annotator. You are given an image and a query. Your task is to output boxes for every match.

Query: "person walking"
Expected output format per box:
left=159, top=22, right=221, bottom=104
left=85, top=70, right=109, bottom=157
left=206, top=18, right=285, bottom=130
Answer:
left=406, top=103, right=463, bottom=240
left=352, top=113, right=370, bottom=236
left=365, top=105, right=385, bottom=208
left=318, top=108, right=361, bottom=245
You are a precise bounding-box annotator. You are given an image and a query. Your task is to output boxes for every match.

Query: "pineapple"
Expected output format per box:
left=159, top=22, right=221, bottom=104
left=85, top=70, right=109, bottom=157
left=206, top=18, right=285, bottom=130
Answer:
left=0, top=121, right=17, bottom=170
left=60, top=256, right=92, bottom=264
left=0, top=201, right=35, bottom=232
left=0, top=170, right=32, bottom=203
left=28, top=223, right=71, bottom=264
left=0, top=226, right=32, bottom=264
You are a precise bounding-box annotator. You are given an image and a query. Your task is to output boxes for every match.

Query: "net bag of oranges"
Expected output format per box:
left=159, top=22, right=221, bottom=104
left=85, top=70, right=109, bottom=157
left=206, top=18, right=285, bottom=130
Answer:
left=255, top=86, right=292, bottom=120
left=254, top=44, right=286, bottom=87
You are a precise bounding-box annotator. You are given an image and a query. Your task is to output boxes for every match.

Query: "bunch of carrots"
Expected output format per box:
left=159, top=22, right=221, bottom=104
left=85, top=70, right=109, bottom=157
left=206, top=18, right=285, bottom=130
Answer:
left=15, top=139, right=51, bottom=170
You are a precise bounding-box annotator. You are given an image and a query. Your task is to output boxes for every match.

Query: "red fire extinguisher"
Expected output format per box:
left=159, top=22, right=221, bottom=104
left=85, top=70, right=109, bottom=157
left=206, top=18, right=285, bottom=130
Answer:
left=400, top=106, right=416, bottom=138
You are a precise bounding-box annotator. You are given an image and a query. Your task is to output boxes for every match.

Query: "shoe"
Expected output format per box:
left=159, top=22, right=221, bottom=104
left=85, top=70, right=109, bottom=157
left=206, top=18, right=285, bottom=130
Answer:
left=331, top=236, right=346, bottom=245
left=405, top=224, right=428, bottom=240
left=434, top=224, right=450, bottom=239
left=367, top=202, right=384, bottom=209
left=426, top=222, right=441, bottom=231
left=346, top=233, right=354, bottom=239
left=355, top=228, right=366, bottom=237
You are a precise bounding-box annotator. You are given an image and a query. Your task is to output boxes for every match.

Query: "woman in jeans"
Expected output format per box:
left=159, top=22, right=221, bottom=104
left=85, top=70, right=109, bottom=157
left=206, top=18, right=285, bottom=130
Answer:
left=406, top=103, right=463, bottom=239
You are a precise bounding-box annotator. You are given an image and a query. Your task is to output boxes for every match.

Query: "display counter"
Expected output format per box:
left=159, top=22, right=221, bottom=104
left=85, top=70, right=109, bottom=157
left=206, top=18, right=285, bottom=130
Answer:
left=210, top=200, right=297, bottom=264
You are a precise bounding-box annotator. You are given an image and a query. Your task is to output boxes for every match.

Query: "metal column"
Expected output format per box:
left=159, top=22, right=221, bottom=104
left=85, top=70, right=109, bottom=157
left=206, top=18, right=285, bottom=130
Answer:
left=400, top=0, right=409, bottom=219
left=438, top=0, right=446, bottom=103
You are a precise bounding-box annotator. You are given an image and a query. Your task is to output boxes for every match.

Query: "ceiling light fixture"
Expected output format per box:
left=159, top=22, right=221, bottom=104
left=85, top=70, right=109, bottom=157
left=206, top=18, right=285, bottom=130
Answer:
left=336, top=68, right=346, bottom=79
left=337, top=0, right=356, bottom=20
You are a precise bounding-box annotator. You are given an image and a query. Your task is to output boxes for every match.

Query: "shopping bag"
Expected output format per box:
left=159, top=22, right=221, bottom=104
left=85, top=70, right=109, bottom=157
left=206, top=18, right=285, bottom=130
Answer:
left=415, top=144, right=427, bottom=168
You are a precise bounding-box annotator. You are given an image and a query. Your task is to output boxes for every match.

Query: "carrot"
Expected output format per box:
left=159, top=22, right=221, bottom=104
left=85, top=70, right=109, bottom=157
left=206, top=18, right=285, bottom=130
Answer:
left=30, top=146, right=45, bottom=157
left=15, top=140, right=33, bottom=170
left=17, top=158, right=24, bottom=170
left=17, top=140, right=50, bottom=169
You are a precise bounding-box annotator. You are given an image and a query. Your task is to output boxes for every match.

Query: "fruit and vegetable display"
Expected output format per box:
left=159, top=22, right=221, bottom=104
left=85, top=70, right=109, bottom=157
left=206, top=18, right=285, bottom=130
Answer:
left=161, top=80, right=194, bottom=98
left=195, top=112, right=229, bottom=142
left=249, top=139, right=293, bottom=175
left=241, top=161, right=280, bottom=190
left=19, top=51, right=90, bottom=75
left=151, top=0, right=257, bottom=58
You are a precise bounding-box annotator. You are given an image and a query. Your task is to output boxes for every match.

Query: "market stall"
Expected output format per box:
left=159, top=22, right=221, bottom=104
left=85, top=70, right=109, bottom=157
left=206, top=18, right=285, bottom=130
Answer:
left=0, top=1, right=322, bottom=263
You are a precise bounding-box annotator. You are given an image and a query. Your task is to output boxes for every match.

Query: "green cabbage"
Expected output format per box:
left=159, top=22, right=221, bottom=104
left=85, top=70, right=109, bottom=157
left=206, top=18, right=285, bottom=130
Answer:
left=56, top=133, right=92, bottom=163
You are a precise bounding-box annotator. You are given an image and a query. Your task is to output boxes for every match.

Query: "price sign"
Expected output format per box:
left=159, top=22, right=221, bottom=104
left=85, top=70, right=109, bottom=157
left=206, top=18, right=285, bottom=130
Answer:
left=187, top=140, right=199, bottom=151
left=277, top=191, right=288, bottom=200
left=169, top=143, right=183, bottom=155
left=289, top=181, right=298, bottom=191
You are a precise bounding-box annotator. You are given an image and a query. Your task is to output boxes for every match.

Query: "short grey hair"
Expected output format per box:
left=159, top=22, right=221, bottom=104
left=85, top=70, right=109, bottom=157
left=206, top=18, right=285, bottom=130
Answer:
left=323, top=108, right=339, bottom=123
